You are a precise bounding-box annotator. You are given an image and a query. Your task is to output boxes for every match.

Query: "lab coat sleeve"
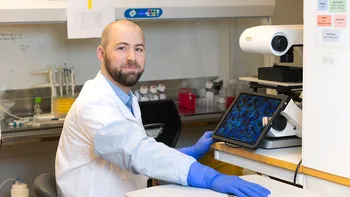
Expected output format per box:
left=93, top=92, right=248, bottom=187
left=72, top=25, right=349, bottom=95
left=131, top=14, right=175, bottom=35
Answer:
left=77, top=101, right=196, bottom=186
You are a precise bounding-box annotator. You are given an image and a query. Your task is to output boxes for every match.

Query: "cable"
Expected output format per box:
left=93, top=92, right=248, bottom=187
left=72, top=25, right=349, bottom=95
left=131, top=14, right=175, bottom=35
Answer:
left=293, top=159, right=302, bottom=185
left=0, top=178, right=16, bottom=193
left=0, top=177, right=24, bottom=191
left=0, top=105, right=23, bottom=120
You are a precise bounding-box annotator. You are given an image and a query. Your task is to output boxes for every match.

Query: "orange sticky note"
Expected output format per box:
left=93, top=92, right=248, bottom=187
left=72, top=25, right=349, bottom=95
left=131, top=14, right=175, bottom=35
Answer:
left=317, top=15, right=332, bottom=26
left=334, top=15, right=346, bottom=28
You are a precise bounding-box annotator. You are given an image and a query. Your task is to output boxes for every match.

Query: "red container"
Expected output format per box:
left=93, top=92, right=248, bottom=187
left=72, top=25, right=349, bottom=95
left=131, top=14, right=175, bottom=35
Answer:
left=226, top=96, right=235, bottom=108
left=178, top=88, right=196, bottom=111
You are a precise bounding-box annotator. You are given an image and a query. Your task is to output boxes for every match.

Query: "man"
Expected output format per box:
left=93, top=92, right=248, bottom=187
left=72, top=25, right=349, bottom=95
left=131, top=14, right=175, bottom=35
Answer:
left=55, top=20, right=271, bottom=197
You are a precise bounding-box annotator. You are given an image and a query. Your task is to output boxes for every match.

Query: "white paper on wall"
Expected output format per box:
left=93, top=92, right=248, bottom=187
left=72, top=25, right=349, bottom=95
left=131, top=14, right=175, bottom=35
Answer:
left=66, top=0, right=115, bottom=39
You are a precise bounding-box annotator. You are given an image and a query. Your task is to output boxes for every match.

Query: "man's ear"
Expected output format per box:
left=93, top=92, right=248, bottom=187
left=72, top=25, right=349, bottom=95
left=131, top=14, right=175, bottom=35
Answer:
left=97, top=46, right=105, bottom=62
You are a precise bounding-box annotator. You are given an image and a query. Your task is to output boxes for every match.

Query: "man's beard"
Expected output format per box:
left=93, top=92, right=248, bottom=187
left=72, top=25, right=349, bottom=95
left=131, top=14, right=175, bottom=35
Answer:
left=104, top=56, right=144, bottom=87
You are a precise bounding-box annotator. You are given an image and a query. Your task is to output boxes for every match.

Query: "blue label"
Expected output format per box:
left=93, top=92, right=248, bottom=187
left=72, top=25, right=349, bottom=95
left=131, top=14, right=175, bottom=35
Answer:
left=124, top=8, right=163, bottom=18
left=318, top=0, right=328, bottom=10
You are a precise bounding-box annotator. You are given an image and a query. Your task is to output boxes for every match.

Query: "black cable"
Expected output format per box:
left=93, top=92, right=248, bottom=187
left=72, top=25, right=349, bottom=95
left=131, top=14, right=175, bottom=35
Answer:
left=293, top=159, right=302, bottom=185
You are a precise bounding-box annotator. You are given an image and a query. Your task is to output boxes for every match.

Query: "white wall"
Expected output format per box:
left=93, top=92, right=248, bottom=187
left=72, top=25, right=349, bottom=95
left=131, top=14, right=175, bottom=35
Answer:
left=303, top=0, right=350, bottom=179
left=0, top=20, right=228, bottom=90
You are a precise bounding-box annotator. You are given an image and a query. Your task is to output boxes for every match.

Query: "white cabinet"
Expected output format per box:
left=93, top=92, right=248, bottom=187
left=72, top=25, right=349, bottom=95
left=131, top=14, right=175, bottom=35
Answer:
left=0, top=0, right=276, bottom=23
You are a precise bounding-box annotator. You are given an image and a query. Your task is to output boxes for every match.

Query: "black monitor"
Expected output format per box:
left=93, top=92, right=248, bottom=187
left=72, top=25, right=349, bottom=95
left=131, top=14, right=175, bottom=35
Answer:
left=212, top=91, right=290, bottom=149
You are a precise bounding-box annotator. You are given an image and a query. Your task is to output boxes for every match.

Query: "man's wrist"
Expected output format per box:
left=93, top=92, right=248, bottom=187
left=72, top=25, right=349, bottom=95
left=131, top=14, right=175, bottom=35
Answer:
left=187, top=162, right=221, bottom=189
left=177, top=146, right=199, bottom=158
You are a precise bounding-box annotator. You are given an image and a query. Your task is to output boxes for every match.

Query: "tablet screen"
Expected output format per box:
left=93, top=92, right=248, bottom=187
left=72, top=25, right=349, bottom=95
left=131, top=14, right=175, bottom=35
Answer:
left=215, top=93, right=282, bottom=145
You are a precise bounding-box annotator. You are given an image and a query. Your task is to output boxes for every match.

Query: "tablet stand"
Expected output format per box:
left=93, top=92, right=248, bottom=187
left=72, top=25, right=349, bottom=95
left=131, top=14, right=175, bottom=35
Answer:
left=224, top=143, right=241, bottom=148
left=259, top=136, right=302, bottom=149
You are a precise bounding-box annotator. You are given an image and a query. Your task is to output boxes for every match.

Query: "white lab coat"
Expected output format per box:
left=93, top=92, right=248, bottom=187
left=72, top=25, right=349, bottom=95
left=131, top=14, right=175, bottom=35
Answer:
left=55, top=71, right=196, bottom=197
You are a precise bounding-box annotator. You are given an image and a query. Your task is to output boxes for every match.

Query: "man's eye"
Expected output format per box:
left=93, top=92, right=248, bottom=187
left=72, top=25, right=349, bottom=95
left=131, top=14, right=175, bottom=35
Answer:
left=118, top=47, right=126, bottom=50
left=136, top=48, right=143, bottom=52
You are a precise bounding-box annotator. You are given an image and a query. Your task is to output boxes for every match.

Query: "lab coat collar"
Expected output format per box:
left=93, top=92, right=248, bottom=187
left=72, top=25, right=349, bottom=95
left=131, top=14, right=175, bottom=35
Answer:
left=95, top=71, right=141, bottom=123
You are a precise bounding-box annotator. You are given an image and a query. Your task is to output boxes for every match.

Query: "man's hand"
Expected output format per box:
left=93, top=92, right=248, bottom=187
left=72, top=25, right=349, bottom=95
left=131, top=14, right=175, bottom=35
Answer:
left=210, top=174, right=271, bottom=197
left=177, top=131, right=215, bottom=159
left=193, top=131, right=215, bottom=158
left=187, top=162, right=271, bottom=197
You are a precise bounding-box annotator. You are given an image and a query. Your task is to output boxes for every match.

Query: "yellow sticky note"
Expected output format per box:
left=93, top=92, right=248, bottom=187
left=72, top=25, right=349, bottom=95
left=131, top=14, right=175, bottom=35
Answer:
left=88, top=0, right=92, bottom=9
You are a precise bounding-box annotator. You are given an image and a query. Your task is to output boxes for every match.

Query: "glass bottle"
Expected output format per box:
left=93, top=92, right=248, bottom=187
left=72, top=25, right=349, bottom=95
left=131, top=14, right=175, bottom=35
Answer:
left=34, top=97, right=43, bottom=115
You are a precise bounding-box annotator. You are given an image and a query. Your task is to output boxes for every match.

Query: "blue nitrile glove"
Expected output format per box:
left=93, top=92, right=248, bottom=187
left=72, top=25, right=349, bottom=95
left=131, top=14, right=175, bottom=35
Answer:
left=187, top=162, right=271, bottom=197
left=177, top=131, right=214, bottom=159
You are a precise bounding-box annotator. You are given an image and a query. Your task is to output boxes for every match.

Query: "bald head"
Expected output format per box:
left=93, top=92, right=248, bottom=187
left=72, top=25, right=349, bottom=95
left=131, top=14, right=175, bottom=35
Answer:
left=97, top=19, right=146, bottom=92
left=100, top=20, right=144, bottom=49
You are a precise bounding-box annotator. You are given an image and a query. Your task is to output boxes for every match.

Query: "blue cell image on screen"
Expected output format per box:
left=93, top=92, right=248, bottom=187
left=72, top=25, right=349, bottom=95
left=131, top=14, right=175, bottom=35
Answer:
left=216, top=93, right=281, bottom=145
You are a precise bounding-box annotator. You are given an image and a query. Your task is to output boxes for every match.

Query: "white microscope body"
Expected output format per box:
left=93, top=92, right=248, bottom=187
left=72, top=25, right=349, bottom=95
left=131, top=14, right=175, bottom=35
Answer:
left=239, top=25, right=304, bottom=146
left=239, top=24, right=303, bottom=57
left=267, top=99, right=302, bottom=139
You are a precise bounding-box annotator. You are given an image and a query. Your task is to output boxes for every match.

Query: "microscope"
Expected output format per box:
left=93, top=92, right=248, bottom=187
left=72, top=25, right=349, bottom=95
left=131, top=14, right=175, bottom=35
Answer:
left=239, top=25, right=303, bottom=149
left=240, top=25, right=303, bottom=82
left=239, top=25, right=303, bottom=62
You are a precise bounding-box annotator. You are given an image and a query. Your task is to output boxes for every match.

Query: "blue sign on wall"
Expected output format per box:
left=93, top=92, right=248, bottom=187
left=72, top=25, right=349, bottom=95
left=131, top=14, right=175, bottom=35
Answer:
left=124, top=8, right=163, bottom=18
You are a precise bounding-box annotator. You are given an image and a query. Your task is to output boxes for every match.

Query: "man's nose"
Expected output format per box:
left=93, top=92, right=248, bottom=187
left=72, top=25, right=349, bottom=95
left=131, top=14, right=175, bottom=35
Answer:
left=126, top=50, right=136, bottom=61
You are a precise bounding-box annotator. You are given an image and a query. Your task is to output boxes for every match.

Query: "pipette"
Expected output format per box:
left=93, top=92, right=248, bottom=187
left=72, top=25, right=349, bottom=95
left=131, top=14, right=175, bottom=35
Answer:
left=52, top=68, right=57, bottom=98
left=58, top=67, right=63, bottom=97
left=64, top=68, right=70, bottom=96
left=70, top=67, right=75, bottom=97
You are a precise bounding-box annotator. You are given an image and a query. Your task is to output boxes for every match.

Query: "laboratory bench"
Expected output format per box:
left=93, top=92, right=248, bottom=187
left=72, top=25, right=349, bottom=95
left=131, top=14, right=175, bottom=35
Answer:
left=1, top=101, right=227, bottom=145
left=212, top=142, right=350, bottom=189
left=212, top=142, right=303, bottom=185
left=1, top=120, right=64, bottom=145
